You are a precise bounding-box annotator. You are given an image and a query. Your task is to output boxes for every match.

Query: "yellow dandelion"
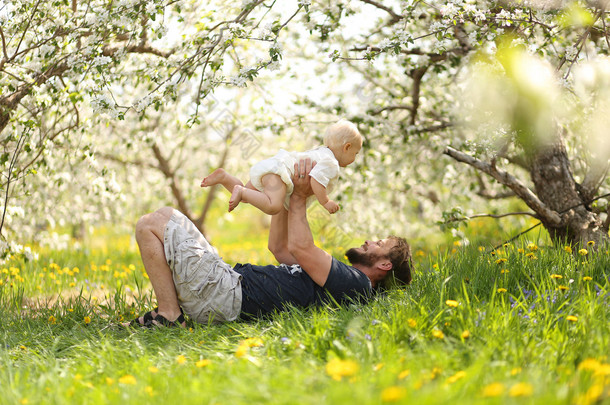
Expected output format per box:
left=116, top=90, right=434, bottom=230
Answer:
left=557, top=285, right=569, bottom=291
left=48, top=315, right=57, bottom=324
left=578, top=358, right=601, bottom=371
left=501, top=269, right=509, bottom=274
left=374, top=363, right=385, bottom=371
left=550, top=274, right=563, bottom=279
left=83, top=316, right=91, bottom=324
left=587, top=241, right=595, bottom=246
left=446, top=370, right=466, bottom=384
left=145, top=386, right=154, bottom=397
left=196, top=359, right=211, bottom=368
left=525, top=252, right=536, bottom=259
left=235, top=344, right=249, bottom=358
left=325, top=358, right=360, bottom=381
left=478, top=246, right=485, bottom=252
left=497, top=288, right=507, bottom=293
left=564, top=246, right=572, bottom=253
left=431, top=329, right=444, bottom=339
left=579, top=249, right=588, bottom=256
left=495, top=258, right=507, bottom=264
left=176, top=355, right=187, bottom=365
left=398, top=370, right=410, bottom=380
left=461, top=330, right=470, bottom=339
left=481, top=382, right=505, bottom=397
left=118, top=374, right=137, bottom=385
left=445, top=300, right=459, bottom=308
left=594, top=364, right=610, bottom=377
left=510, top=367, right=522, bottom=376
left=527, top=243, right=538, bottom=251
left=148, top=366, right=159, bottom=373
left=105, top=377, right=114, bottom=385
left=566, top=315, right=578, bottom=322
left=509, top=382, right=533, bottom=397
left=517, top=248, right=524, bottom=254
left=408, top=318, right=417, bottom=328
left=381, top=386, right=406, bottom=402
left=241, top=337, right=264, bottom=348
left=19, top=399, right=28, bottom=405
left=583, top=276, right=592, bottom=281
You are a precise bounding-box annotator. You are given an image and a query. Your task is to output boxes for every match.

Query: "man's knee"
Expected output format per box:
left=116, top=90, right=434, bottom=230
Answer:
left=136, top=207, right=173, bottom=239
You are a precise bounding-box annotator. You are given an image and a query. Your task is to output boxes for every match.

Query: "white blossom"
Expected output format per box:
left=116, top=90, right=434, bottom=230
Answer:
left=430, top=21, right=445, bottom=32
left=270, top=41, right=283, bottom=53
left=378, top=39, right=392, bottom=49
left=440, top=3, right=458, bottom=18
left=565, top=46, right=578, bottom=60
left=258, top=23, right=273, bottom=39
left=230, top=75, right=247, bottom=87
left=39, top=44, right=55, bottom=57
left=396, top=30, right=411, bottom=44
left=268, top=61, right=281, bottom=71
left=92, top=55, right=112, bottom=67
left=146, top=2, right=156, bottom=14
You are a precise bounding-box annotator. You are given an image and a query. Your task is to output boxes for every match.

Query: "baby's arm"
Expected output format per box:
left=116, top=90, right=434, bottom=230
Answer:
left=310, top=178, right=339, bottom=214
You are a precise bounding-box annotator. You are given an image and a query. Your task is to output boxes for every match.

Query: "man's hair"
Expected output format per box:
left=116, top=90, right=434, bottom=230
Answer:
left=324, top=119, right=363, bottom=149
left=383, top=235, right=412, bottom=287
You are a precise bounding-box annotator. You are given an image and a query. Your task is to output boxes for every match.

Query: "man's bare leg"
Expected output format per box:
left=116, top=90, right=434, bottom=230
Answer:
left=133, top=206, right=185, bottom=326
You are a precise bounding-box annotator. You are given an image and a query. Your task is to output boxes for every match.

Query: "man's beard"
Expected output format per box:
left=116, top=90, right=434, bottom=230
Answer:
left=345, top=247, right=378, bottom=267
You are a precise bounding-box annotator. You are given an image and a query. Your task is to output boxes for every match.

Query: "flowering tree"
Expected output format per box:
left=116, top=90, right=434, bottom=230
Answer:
left=0, top=0, right=301, bottom=255
left=281, top=0, right=610, bottom=246
left=2, top=0, right=609, bottom=257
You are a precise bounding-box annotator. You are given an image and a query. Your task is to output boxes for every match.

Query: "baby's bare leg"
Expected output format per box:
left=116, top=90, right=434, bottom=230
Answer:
left=201, top=168, right=244, bottom=193
left=229, top=174, right=286, bottom=215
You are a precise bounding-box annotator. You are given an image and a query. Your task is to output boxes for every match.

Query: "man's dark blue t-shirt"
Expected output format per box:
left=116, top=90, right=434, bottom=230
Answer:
left=232, top=258, right=372, bottom=319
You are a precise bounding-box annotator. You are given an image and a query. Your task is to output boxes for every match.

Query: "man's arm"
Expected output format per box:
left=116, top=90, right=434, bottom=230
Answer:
left=268, top=208, right=298, bottom=265
left=287, top=159, right=333, bottom=286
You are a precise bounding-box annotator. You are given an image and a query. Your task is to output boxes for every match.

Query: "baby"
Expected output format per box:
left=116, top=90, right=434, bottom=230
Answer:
left=201, top=119, right=363, bottom=215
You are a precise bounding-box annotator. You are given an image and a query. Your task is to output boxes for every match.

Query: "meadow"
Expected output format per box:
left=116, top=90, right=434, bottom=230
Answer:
left=1, top=207, right=609, bottom=405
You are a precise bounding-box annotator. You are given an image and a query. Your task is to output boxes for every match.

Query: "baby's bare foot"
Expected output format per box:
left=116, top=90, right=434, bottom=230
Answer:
left=201, top=168, right=227, bottom=187
left=228, top=185, right=243, bottom=212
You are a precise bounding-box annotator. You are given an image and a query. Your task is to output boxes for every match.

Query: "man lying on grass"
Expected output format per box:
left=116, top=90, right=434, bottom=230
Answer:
left=127, top=159, right=412, bottom=327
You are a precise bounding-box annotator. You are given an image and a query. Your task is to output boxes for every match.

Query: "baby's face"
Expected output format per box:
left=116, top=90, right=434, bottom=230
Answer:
left=338, top=143, right=361, bottom=167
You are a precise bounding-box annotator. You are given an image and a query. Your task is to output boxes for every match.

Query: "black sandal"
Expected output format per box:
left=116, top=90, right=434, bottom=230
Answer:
left=152, top=312, right=186, bottom=328
left=127, top=307, right=159, bottom=328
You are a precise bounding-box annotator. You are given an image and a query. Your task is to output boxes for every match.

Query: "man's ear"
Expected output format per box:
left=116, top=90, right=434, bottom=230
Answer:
left=377, top=260, right=392, bottom=271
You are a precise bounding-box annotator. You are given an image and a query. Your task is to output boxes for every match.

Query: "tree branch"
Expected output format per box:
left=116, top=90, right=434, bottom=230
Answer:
left=358, top=0, right=403, bottom=23
left=409, top=66, right=427, bottom=125
left=446, top=211, right=539, bottom=223
left=475, top=173, right=516, bottom=199
left=151, top=143, right=192, bottom=220
left=444, top=146, right=562, bottom=225
left=369, top=105, right=411, bottom=115
left=102, top=42, right=173, bottom=58
left=578, top=159, right=610, bottom=203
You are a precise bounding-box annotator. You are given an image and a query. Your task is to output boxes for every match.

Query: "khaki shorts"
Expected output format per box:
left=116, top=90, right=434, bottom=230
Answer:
left=163, top=209, right=242, bottom=324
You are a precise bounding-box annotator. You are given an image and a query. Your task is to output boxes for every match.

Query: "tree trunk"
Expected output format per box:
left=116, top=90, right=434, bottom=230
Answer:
left=529, top=138, right=608, bottom=246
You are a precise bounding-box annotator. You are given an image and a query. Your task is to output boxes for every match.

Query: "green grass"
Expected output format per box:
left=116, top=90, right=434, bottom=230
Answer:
left=1, top=225, right=610, bottom=404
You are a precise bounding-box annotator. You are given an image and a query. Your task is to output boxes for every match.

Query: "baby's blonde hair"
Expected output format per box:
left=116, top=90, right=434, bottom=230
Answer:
left=323, top=119, right=363, bottom=149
